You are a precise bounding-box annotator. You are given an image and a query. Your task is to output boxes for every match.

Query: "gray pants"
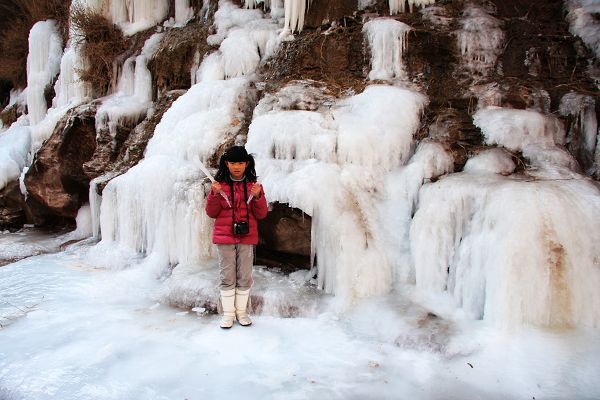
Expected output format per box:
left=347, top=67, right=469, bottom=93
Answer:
left=217, top=244, right=254, bottom=290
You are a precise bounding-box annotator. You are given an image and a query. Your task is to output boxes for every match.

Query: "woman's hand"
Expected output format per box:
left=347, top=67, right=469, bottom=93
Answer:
left=251, top=183, right=262, bottom=198
left=211, top=181, right=222, bottom=194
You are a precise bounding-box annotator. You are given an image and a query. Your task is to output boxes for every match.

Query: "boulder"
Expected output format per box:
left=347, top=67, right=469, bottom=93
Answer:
left=25, top=104, right=97, bottom=221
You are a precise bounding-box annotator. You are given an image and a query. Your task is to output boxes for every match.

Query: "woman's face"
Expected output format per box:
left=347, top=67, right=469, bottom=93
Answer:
left=226, top=161, right=249, bottom=180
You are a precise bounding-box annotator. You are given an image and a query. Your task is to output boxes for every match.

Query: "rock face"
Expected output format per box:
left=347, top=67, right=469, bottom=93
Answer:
left=0, top=0, right=598, bottom=263
left=25, top=104, right=97, bottom=221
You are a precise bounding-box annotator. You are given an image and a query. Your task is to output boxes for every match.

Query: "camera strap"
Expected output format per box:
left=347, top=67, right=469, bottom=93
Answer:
left=229, top=178, right=250, bottom=225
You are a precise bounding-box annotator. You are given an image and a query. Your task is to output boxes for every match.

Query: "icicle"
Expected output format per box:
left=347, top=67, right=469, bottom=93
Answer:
left=363, top=19, right=412, bottom=81
left=389, top=0, right=435, bottom=15
left=283, top=0, right=312, bottom=33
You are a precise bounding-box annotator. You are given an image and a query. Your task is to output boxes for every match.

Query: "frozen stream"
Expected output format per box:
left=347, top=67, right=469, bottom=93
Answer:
left=0, top=234, right=599, bottom=400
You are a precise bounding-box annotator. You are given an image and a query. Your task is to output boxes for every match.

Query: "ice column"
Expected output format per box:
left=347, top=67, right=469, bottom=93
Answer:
left=26, top=20, right=63, bottom=125
left=363, top=19, right=412, bottom=81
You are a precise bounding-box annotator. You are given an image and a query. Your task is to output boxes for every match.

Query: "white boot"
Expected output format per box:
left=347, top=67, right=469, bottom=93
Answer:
left=235, top=288, right=252, bottom=326
left=220, top=289, right=236, bottom=329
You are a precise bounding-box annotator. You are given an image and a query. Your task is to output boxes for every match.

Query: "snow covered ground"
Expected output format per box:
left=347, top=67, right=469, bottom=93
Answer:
left=1, top=232, right=599, bottom=400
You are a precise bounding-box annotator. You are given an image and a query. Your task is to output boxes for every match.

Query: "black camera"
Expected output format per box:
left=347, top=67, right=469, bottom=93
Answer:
left=233, top=221, right=249, bottom=235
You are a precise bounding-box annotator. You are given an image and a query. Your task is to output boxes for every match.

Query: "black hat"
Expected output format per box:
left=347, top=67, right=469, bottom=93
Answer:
left=223, top=146, right=249, bottom=162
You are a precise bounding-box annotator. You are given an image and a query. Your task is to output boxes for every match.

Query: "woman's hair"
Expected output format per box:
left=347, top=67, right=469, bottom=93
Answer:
left=214, top=146, right=258, bottom=182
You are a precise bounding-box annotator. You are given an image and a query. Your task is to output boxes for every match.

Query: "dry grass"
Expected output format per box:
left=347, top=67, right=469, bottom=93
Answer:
left=148, top=24, right=211, bottom=93
left=0, top=0, right=71, bottom=89
left=70, top=4, right=128, bottom=97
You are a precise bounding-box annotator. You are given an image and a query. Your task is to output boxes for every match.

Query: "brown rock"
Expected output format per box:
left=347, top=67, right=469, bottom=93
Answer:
left=304, top=0, right=357, bottom=29
left=0, top=180, right=26, bottom=229
left=25, top=104, right=97, bottom=220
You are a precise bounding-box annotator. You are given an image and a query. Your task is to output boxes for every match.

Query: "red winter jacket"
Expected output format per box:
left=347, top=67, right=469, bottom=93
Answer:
left=205, top=179, right=268, bottom=245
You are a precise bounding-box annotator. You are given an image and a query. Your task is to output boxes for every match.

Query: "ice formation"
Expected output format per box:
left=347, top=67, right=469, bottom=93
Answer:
left=203, top=1, right=280, bottom=79
left=98, top=78, right=250, bottom=268
left=409, top=105, right=600, bottom=328
left=0, top=123, right=32, bottom=190
left=473, top=107, right=565, bottom=152
left=463, top=148, right=516, bottom=175
left=283, top=0, right=312, bottom=33
left=269, top=0, right=285, bottom=19
left=175, top=0, right=194, bottom=25
left=389, top=0, right=436, bottom=14
left=363, top=19, right=412, bottom=81
left=358, top=0, right=377, bottom=10
left=565, top=0, right=600, bottom=59
left=247, top=85, right=429, bottom=300
left=378, top=141, right=454, bottom=284
left=93, top=2, right=282, bottom=274
left=108, top=0, right=169, bottom=35
left=411, top=171, right=600, bottom=329
left=559, top=92, right=598, bottom=172
left=456, top=5, right=504, bottom=76
left=53, top=47, right=91, bottom=109
left=26, top=20, right=63, bottom=125
left=95, top=33, right=163, bottom=143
